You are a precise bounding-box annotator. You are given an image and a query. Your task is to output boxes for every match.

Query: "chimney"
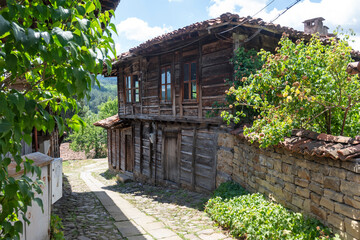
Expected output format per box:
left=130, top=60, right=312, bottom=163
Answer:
left=303, top=17, right=328, bottom=35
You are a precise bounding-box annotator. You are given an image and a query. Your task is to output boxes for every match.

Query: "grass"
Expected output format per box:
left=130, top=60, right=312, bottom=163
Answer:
left=205, top=181, right=340, bottom=240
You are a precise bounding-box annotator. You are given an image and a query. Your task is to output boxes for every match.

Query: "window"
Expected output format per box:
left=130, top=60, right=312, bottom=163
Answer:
left=125, top=75, right=140, bottom=103
left=161, top=66, right=171, bottom=101
left=183, top=62, right=197, bottom=100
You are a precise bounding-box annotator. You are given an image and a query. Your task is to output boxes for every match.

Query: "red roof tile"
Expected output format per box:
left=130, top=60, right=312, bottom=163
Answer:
left=232, top=127, right=360, bottom=161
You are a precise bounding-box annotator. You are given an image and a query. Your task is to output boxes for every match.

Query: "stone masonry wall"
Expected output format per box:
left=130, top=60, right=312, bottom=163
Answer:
left=216, top=133, right=360, bottom=239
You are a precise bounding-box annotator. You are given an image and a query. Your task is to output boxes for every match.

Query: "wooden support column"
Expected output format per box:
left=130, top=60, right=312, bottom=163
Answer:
left=191, top=126, right=197, bottom=190
left=179, top=50, right=184, bottom=117
left=154, top=122, right=158, bottom=184
left=139, top=122, right=143, bottom=174
left=149, top=123, right=153, bottom=179
left=198, top=40, right=203, bottom=118
left=172, top=53, right=176, bottom=117
left=157, top=56, right=161, bottom=116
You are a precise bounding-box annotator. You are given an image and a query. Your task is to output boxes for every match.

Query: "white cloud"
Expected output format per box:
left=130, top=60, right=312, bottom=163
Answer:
left=207, top=0, right=360, bottom=50
left=116, top=17, right=173, bottom=42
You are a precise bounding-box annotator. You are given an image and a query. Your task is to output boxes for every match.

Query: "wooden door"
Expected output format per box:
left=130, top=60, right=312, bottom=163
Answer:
left=125, top=134, right=133, bottom=172
left=121, top=127, right=134, bottom=172
left=163, top=130, right=179, bottom=182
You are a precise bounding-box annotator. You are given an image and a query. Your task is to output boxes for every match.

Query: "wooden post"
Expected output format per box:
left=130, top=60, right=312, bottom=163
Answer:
left=172, top=53, right=176, bottom=117
left=198, top=40, right=203, bottom=118
left=139, top=121, right=143, bottom=174
left=191, top=126, right=197, bottom=190
left=154, top=122, right=158, bottom=184
left=34, top=128, right=38, bottom=152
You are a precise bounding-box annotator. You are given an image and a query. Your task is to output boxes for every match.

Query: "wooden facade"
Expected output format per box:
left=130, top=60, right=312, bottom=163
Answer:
left=96, top=13, right=309, bottom=192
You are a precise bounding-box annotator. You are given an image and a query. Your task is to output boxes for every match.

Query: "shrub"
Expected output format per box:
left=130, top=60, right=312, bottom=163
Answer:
left=222, top=34, right=360, bottom=148
left=205, top=182, right=338, bottom=240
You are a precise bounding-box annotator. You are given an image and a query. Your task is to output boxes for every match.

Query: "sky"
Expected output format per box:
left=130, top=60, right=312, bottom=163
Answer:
left=110, top=0, right=360, bottom=56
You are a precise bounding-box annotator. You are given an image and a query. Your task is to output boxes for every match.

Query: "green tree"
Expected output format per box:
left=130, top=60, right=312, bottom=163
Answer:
left=0, top=0, right=116, bottom=238
left=222, top=34, right=360, bottom=147
left=68, top=97, right=118, bottom=158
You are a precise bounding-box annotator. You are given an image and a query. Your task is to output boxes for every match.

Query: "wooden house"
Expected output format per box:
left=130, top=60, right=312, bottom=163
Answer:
left=95, top=13, right=318, bottom=192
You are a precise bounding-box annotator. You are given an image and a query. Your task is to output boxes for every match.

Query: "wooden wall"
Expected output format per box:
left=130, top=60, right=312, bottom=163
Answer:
left=107, top=122, right=219, bottom=192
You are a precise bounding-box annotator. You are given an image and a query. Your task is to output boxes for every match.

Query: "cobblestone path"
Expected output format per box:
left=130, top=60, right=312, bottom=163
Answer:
left=53, top=159, right=234, bottom=240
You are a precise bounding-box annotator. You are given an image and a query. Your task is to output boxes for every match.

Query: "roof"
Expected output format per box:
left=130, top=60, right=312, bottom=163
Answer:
left=93, top=114, right=123, bottom=128
left=302, top=17, right=325, bottom=23
left=231, top=127, right=360, bottom=161
left=8, top=152, right=53, bottom=178
left=107, top=12, right=360, bottom=74
left=347, top=61, right=360, bottom=75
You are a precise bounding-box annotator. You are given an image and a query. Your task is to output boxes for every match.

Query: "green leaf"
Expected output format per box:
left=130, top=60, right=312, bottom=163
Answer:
left=5, top=183, right=18, bottom=198
left=0, top=15, right=10, bottom=36
left=11, top=22, right=27, bottom=43
left=76, top=17, right=89, bottom=31
left=34, top=198, right=44, bottom=213
left=14, top=221, right=23, bottom=234
left=85, top=2, right=96, bottom=14
left=0, top=120, right=11, bottom=133
left=52, top=27, right=73, bottom=46
left=28, top=29, right=41, bottom=45
left=41, top=31, right=50, bottom=44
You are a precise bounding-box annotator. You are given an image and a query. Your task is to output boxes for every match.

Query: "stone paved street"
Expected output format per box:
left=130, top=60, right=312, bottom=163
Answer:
left=53, top=159, right=234, bottom=240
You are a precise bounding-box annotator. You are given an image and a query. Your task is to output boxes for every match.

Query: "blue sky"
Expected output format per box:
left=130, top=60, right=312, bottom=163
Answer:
left=110, top=0, right=360, bottom=55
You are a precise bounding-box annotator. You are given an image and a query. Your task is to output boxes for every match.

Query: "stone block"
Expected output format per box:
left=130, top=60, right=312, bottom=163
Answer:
left=345, top=218, right=360, bottom=239
left=344, top=196, right=360, bottom=210
left=298, top=168, right=311, bottom=180
left=311, top=192, right=321, bottom=205
left=324, top=189, right=344, bottom=203
left=324, top=176, right=340, bottom=191
left=274, top=160, right=282, bottom=171
left=329, top=168, right=347, bottom=179
left=303, top=199, right=311, bottom=212
left=282, top=163, right=293, bottom=175
left=217, top=133, right=235, bottom=148
left=310, top=204, right=327, bottom=220
left=284, top=190, right=293, bottom=202
left=341, top=180, right=360, bottom=197
left=311, top=171, right=324, bottom=184
left=320, top=197, right=335, bottom=211
left=282, top=173, right=294, bottom=183
left=292, top=195, right=304, bottom=208
left=295, top=177, right=309, bottom=188
left=334, top=202, right=360, bottom=220
left=327, top=213, right=345, bottom=231
left=306, top=161, right=323, bottom=172
left=341, top=161, right=360, bottom=174
left=284, top=182, right=296, bottom=193
left=347, top=172, right=360, bottom=183
left=217, top=149, right=234, bottom=165
left=309, top=182, right=324, bottom=195
left=296, top=187, right=310, bottom=198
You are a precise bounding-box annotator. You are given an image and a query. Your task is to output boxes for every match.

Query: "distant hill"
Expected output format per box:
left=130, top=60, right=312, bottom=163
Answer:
left=86, top=75, right=117, bottom=113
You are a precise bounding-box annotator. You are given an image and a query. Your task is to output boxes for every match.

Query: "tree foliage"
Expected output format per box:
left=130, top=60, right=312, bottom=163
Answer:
left=68, top=97, right=118, bottom=158
left=0, top=0, right=115, bottom=238
left=222, top=34, right=360, bottom=147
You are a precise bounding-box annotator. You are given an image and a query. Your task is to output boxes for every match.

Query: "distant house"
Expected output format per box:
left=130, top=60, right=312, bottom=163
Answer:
left=95, top=13, right=336, bottom=192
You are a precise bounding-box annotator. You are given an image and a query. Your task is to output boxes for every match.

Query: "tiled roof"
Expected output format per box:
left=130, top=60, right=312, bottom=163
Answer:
left=93, top=115, right=122, bottom=128
left=231, top=127, right=360, bottom=161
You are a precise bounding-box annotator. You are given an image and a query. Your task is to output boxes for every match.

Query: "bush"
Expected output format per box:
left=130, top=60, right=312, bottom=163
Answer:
left=205, top=182, right=338, bottom=240
left=222, top=34, right=360, bottom=148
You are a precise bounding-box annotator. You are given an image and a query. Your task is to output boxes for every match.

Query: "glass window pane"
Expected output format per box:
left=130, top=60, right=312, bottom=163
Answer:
left=162, top=85, right=165, bottom=100
left=167, top=69, right=171, bottom=84
left=127, top=76, right=131, bottom=88
left=184, top=82, right=189, bottom=99
left=184, top=64, right=189, bottom=82
left=133, top=75, right=139, bottom=88
left=191, top=62, right=196, bottom=80
left=191, top=82, right=196, bottom=99
left=127, top=90, right=131, bottom=102
left=135, top=93, right=139, bottom=102
left=167, top=84, right=171, bottom=101
left=161, top=69, right=166, bottom=84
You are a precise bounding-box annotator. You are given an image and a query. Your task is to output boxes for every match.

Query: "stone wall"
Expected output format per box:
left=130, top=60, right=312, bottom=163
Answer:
left=216, top=133, right=360, bottom=239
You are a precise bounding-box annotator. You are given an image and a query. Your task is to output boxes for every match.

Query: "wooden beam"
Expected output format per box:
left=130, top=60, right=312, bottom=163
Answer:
left=198, top=40, right=203, bottom=119
left=191, top=127, right=197, bottom=190
left=139, top=122, right=143, bottom=174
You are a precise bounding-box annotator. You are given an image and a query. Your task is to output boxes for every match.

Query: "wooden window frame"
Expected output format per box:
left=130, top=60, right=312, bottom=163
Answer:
left=160, top=66, right=172, bottom=103
left=125, top=74, right=140, bottom=103
left=183, top=61, right=198, bottom=102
